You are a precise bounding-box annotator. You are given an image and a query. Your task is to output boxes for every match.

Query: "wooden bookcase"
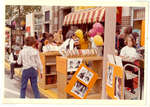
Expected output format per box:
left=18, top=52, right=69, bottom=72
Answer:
left=56, top=56, right=103, bottom=99
left=39, top=51, right=60, bottom=89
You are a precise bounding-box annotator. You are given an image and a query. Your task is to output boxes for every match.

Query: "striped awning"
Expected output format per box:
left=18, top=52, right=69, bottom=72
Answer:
left=63, top=7, right=105, bottom=25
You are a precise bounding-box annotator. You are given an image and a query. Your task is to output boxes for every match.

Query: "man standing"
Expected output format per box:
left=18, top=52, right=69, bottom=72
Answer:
left=17, top=37, right=43, bottom=98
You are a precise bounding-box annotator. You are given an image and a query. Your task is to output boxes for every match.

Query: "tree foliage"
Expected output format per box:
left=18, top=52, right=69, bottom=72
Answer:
left=5, top=5, right=41, bottom=19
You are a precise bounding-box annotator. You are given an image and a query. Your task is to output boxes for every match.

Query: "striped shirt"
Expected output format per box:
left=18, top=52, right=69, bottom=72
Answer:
left=17, top=46, right=43, bottom=73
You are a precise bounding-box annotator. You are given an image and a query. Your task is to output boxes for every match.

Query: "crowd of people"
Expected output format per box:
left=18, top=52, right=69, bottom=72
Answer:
left=7, top=22, right=144, bottom=98
left=34, top=24, right=144, bottom=61
left=7, top=25, right=103, bottom=98
left=31, top=28, right=97, bottom=53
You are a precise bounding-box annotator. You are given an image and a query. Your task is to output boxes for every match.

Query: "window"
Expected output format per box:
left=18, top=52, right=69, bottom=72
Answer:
left=133, top=8, right=145, bottom=20
left=45, top=11, right=50, bottom=21
left=45, top=24, right=49, bottom=33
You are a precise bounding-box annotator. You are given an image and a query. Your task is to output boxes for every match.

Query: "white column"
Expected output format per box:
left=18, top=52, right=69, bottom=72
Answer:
left=130, top=7, right=134, bottom=27
left=102, top=7, right=116, bottom=99
left=58, top=9, right=63, bottom=29
left=31, top=13, right=34, bottom=36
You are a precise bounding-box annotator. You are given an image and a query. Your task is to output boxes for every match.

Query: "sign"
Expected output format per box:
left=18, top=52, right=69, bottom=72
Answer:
left=106, top=63, right=114, bottom=87
left=107, top=54, right=115, bottom=65
left=106, top=63, right=124, bottom=99
left=74, top=6, right=96, bottom=11
left=107, top=55, right=123, bottom=67
left=67, top=58, right=83, bottom=72
left=114, top=55, right=123, bottom=67
left=26, top=26, right=30, bottom=32
left=141, top=20, right=145, bottom=46
left=65, top=63, right=98, bottom=99
left=26, top=13, right=34, bottom=36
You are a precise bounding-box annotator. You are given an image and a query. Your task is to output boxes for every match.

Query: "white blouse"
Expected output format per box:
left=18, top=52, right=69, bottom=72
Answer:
left=120, top=46, right=138, bottom=58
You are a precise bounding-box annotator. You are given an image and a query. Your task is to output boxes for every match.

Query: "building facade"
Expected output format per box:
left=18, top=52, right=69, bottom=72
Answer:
left=121, top=7, right=145, bottom=29
left=41, top=6, right=73, bottom=34
left=38, top=6, right=145, bottom=45
left=121, top=7, right=145, bottom=46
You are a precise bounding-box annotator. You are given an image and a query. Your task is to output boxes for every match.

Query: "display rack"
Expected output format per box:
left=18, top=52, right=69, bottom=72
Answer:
left=39, top=51, right=60, bottom=89
left=56, top=56, right=103, bottom=99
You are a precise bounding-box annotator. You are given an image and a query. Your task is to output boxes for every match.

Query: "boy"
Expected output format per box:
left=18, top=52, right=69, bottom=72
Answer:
left=17, top=37, right=43, bottom=98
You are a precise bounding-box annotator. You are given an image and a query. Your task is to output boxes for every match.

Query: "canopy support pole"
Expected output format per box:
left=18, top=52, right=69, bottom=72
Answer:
left=102, top=7, right=116, bottom=99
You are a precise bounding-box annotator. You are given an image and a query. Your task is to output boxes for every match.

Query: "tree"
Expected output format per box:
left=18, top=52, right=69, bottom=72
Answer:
left=5, top=5, right=41, bottom=20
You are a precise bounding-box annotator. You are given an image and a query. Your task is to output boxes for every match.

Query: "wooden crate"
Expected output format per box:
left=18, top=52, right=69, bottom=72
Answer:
left=39, top=51, right=60, bottom=89
left=56, top=56, right=103, bottom=99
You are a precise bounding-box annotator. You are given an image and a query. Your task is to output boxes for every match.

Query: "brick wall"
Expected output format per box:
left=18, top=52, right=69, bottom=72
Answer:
left=121, top=16, right=131, bottom=28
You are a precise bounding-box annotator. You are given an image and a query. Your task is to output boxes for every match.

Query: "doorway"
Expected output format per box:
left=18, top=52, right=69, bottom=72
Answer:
left=45, top=24, right=49, bottom=33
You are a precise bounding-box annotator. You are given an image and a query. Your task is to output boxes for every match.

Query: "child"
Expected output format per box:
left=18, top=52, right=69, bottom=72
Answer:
left=120, top=34, right=139, bottom=61
left=17, top=37, right=43, bottom=98
left=120, top=34, right=140, bottom=94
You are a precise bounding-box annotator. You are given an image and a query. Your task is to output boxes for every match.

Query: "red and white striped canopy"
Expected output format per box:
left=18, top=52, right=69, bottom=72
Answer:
left=63, top=7, right=105, bottom=25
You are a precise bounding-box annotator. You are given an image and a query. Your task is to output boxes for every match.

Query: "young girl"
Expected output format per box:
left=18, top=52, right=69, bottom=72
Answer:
left=120, top=34, right=140, bottom=94
left=120, top=34, right=139, bottom=61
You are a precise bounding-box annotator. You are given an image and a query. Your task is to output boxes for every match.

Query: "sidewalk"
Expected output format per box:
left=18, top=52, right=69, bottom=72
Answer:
left=5, top=61, right=57, bottom=99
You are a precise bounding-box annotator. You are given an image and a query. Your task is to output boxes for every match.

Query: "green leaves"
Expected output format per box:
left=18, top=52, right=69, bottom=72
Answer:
left=5, top=5, right=41, bottom=20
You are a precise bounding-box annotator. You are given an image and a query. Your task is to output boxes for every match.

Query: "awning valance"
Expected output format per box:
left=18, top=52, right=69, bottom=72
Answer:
left=63, top=7, right=105, bottom=25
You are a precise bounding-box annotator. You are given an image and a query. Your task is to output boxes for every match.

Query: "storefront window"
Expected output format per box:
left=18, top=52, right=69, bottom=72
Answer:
left=133, top=8, right=145, bottom=20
